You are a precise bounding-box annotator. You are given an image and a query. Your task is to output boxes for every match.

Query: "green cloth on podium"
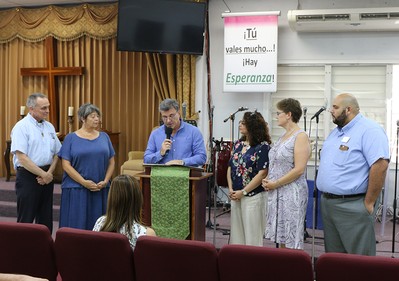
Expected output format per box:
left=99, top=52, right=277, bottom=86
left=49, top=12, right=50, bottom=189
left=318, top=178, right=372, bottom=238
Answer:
left=150, top=166, right=190, bottom=239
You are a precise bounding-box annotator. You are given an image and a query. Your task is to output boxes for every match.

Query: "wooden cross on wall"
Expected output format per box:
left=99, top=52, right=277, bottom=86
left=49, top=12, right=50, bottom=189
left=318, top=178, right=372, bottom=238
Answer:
left=21, top=37, right=84, bottom=132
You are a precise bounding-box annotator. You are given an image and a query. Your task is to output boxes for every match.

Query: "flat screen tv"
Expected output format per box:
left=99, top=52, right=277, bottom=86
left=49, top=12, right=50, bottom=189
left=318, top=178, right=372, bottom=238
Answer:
left=117, top=0, right=207, bottom=55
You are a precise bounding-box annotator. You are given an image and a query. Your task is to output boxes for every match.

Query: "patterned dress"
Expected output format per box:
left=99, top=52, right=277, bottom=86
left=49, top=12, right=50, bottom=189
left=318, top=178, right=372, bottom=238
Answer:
left=93, top=216, right=147, bottom=250
left=265, top=130, right=308, bottom=249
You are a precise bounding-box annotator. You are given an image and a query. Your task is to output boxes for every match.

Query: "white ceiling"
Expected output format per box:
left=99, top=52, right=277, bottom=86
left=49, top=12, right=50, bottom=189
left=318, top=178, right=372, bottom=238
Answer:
left=0, top=0, right=114, bottom=8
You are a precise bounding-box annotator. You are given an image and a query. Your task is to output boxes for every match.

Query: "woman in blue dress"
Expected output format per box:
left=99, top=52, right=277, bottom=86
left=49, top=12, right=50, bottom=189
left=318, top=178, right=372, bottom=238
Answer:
left=58, top=103, right=115, bottom=230
left=227, top=111, right=271, bottom=246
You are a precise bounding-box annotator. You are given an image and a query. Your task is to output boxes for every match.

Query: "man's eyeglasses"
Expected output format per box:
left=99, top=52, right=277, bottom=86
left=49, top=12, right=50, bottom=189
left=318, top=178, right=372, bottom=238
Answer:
left=276, top=111, right=284, bottom=116
left=161, top=112, right=178, bottom=121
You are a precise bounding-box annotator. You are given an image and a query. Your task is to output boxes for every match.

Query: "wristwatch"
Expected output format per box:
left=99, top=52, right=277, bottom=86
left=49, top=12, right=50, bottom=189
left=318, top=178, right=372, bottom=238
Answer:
left=242, top=189, right=248, bottom=196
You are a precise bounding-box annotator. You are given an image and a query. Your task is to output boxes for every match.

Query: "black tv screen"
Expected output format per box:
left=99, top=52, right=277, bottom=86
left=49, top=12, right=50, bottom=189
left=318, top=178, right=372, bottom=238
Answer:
left=117, top=0, right=207, bottom=55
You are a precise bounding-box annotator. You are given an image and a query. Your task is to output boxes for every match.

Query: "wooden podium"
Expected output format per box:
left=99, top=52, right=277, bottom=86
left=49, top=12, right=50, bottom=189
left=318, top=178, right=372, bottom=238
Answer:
left=136, top=165, right=212, bottom=241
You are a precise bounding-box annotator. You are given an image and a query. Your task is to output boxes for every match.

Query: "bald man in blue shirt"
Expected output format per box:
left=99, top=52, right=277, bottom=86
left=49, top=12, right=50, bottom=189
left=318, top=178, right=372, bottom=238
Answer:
left=317, top=93, right=389, bottom=256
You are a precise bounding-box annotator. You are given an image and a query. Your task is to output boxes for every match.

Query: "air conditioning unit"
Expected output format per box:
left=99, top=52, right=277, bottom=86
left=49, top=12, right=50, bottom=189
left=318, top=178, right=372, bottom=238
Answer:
left=287, top=7, right=399, bottom=32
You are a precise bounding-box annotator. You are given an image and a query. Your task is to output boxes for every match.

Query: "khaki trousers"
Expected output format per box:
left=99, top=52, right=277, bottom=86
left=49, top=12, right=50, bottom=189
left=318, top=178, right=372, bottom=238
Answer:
left=230, top=192, right=267, bottom=246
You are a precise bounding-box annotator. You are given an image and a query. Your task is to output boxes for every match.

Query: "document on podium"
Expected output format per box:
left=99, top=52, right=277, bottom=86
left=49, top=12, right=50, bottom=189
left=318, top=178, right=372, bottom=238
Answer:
left=143, top=163, right=204, bottom=172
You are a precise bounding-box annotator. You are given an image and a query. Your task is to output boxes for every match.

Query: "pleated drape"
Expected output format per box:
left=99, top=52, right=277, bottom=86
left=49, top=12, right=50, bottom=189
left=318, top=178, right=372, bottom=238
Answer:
left=0, top=2, right=201, bottom=177
left=0, top=37, right=159, bottom=177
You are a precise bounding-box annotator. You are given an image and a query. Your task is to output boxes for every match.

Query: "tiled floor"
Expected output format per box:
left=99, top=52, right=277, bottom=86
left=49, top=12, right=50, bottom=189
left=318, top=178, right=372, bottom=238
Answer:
left=204, top=204, right=399, bottom=259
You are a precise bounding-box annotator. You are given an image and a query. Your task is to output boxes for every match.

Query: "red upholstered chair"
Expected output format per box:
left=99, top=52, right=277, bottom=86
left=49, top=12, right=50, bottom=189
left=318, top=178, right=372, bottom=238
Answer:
left=55, top=227, right=134, bottom=281
left=134, top=236, right=219, bottom=281
left=0, top=222, right=58, bottom=281
left=218, top=244, right=313, bottom=281
left=316, top=252, right=399, bottom=281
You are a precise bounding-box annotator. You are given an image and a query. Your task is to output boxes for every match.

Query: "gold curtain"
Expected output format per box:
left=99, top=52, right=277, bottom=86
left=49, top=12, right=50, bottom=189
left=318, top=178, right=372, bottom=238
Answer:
left=145, top=53, right=176, bottom=101
left=0, top=3, right=158, bottom=178
left=0, top=2, right=200, bottom=177
left=176, top=54, right=198, bottom=119
left=0, top=4, right=117, bottom=42
left=0, top=36, right=159, bottom=177
left=146, top=53, right=198, bottom=119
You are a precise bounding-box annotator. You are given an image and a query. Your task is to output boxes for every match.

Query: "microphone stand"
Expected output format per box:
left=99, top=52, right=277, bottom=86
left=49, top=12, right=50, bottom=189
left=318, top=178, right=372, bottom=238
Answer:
left=206, top=106, right=215, bottom=229
left=303, top=110, right=307, bottom=132
left=303, top=109, right=310, bottom=240
left=223, top=108, right=242, bottom=145
left=205, top=139, right=215, bottom=229
left=392, top=122, right=399, bottom=258
left=212, top=138, right=223, bottom=244
left=310, top=114, right=321, bottom=266
left=211, top=108, right=243, bottom=239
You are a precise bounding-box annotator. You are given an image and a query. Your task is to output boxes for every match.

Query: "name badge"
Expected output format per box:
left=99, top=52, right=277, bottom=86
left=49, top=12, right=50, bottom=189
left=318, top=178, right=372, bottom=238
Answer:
left=341, top=136, right=350, bottom=143
left=339, top=145, right=349, bottom=151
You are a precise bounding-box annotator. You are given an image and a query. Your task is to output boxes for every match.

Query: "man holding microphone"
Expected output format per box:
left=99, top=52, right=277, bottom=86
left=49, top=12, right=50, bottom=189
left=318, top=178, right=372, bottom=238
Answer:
left=144, top=98, right=206, bottom=167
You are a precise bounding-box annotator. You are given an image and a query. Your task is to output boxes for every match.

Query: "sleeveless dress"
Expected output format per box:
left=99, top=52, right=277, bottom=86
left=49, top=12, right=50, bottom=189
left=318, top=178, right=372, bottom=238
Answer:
left=264, top=130, right=308, bottom=249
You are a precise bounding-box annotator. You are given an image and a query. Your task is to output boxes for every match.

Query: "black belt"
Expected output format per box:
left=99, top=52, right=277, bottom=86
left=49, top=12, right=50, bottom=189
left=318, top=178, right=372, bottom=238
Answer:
left=322, top=192, right=366, bottom=199
left=17, top=165, right=50, bottom=172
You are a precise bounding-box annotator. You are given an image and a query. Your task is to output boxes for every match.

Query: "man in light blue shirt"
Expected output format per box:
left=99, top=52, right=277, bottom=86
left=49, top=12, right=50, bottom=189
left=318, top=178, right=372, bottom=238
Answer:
left=144, top=98, right=206, bottom=167
left=316, top=93, right=389, bottom=256
left=11, top=93, right=62, bottom=233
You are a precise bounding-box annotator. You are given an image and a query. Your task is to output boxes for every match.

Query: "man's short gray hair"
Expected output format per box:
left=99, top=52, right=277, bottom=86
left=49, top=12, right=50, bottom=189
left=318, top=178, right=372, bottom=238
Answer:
left=26, top=93, right=47, bottom=108
left=159, top=98, right=179, bottom=112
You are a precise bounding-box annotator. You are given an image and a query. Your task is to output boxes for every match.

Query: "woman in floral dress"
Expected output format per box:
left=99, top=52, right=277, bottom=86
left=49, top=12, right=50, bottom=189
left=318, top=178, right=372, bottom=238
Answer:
left=227, top=111, right=271, bottom=246
left=263, top=98, right=310, bottom=249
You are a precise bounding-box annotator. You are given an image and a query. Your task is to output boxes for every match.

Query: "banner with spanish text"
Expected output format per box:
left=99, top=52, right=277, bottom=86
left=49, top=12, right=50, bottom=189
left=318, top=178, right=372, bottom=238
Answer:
left=223, top=12, right=280, bottom=92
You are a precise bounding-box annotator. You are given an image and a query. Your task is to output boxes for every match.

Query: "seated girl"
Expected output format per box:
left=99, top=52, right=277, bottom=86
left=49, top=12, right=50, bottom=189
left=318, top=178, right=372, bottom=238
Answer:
left=93, top=174, right=156, bottom=249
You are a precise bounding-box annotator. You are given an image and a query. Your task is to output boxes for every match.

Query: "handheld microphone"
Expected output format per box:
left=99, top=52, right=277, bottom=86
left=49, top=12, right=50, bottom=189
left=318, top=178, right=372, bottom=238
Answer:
left=303, top=107, right=307, bottom=117
left=310, top=106, right=326, bottom=120
left=164, top=126, right=173, bottom=156
left=238, top=107, right=248, bottom=112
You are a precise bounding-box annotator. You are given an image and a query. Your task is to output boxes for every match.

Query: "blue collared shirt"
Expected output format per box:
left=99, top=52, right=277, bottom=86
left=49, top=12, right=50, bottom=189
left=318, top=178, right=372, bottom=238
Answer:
left=144, top=121, right=207, bottom=167
left=316, top=114, right=389, bottom=195
left=11, top=113, right=62, bottom=169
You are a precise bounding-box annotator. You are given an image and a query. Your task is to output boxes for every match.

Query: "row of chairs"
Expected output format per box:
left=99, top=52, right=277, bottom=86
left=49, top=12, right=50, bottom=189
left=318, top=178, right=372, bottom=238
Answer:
left=1, top=221, right=399, bottom=281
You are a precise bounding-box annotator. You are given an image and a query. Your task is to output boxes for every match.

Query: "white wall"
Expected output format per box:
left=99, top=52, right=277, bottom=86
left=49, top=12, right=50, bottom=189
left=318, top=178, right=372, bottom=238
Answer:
left=201, top=0, right=399, bottom=141
left=196, top=0, right=399, bottom=213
